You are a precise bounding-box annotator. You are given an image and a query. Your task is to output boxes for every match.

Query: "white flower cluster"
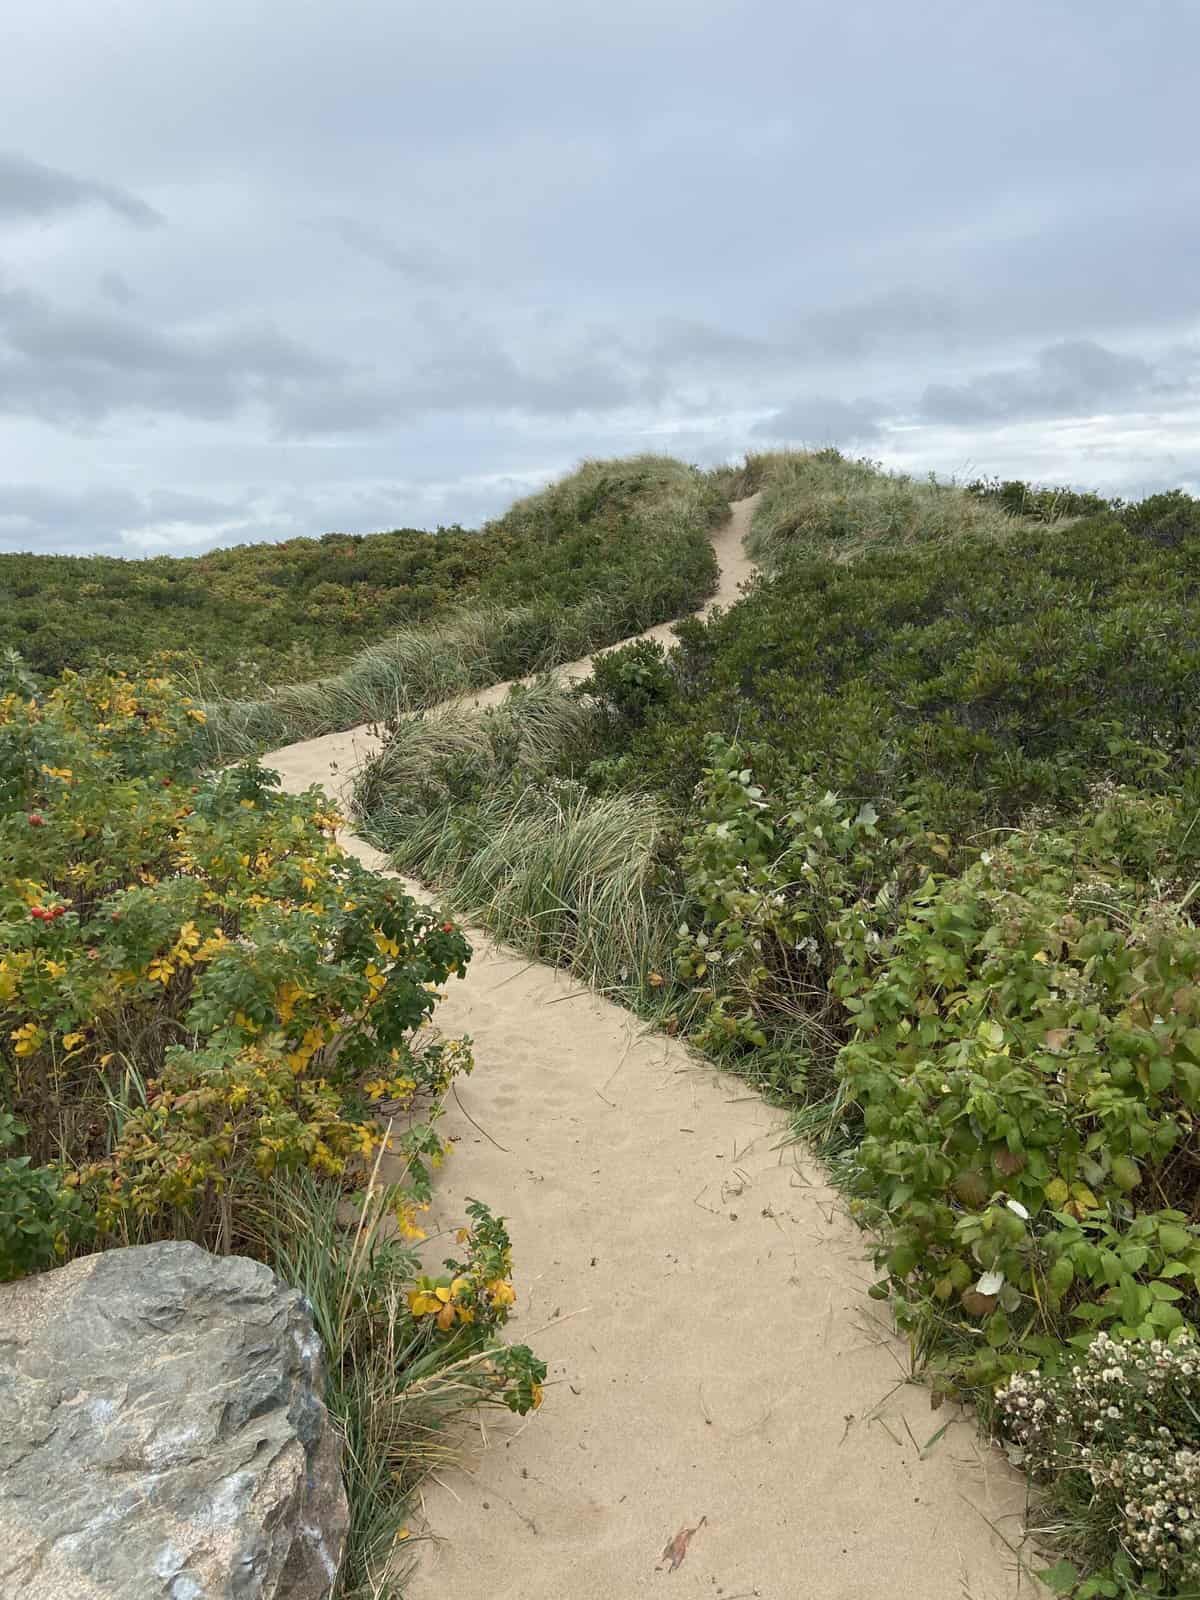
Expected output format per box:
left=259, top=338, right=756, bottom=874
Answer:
left=997, top=1331, right=1200, bottom=1584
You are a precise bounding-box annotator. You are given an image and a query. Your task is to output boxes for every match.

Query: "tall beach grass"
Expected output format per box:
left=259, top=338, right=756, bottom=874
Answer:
left=729, top=449, right=1030, bottom=571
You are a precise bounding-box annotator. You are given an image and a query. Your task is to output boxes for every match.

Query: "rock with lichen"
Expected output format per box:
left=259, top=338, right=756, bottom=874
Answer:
left=0, top=1240, right=346, bottom=1599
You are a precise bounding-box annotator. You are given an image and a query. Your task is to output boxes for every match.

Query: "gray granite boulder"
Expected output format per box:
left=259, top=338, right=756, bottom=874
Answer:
left=0, top=1240, right=348, bottom=1599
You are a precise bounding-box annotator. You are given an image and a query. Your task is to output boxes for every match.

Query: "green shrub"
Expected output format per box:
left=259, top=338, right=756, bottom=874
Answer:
left=1122, top=490, right=1200, bottom=548
left=594, top=510, right=1200, bottom=839
left=0, top=659, right=545, bottom=1589
left=965, top=475, right=1118, bottom=523
left=674, top=737, right=925, bottom=1064
left=0, top=661, right=474, bottom=1257
left=834, top=787, right=1200, bottom=1393
left=583, top=638, right=674, bottom=727
left=0, top=1108, right=93, bottom=1279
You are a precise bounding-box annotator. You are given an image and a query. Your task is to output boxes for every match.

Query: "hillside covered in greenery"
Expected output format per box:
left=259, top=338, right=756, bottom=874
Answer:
left=355, top=451, right=1200, bottom=1597
left=0, top=455, right=724, bottom=701
left=11, top=447, right=1200, bottom=1593
left=202, top=455, right=724, bottom=756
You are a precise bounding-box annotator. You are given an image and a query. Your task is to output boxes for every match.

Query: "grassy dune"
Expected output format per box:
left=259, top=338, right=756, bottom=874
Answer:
left=204, top=456, right=724, bottom=757
left=742, top=448, right=1026, bottom=569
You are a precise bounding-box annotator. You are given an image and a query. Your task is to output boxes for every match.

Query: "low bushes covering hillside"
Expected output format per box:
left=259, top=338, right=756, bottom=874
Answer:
left=591, top=509, right=1200, bottom=831
left=0, top=521, right=483, bottom=693
left=1, top=456, right=724, bottom=702
left=355, top=453, right=1200, bottom=1594
left=204, top=456, right=724, bottom=756
left=0, top=659, right=542, bottom=1597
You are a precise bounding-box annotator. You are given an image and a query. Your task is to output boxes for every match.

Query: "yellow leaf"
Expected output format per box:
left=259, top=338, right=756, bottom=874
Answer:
left=1032, top=950, right=1050, bottom=964
left=1044, top=1177, right=1070, bottom=1207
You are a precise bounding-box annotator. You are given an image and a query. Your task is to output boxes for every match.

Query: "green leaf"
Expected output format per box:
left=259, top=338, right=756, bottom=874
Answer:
left=1037, top=1560, right=1078, bottom=1594
left=1149, top=1280, right=1183, bottom=1300
left=1148, top=1058, right=1173, bottom=1093
left=1157, top=1222, right=1192, bottom=1255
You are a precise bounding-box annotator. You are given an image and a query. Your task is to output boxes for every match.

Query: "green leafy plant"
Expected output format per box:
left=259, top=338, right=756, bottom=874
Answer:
left=833, top=787, right=1200, bottom=1392
left=0, top=661, right=545, bottom=1586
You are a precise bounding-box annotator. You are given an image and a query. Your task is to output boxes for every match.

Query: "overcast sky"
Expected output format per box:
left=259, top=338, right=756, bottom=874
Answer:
left=1, top=0, right=1197, bottom=556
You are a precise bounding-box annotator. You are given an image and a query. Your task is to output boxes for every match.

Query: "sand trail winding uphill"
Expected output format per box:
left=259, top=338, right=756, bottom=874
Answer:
left=265, top=498, right=1034, bottom=1600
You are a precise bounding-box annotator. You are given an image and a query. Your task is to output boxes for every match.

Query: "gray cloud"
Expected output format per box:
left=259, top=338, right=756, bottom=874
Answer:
left=0, top=151, right=162, bottom=227
left=274, top=320, right=638, bottom=434
left=921, top=339, right=1162, bottom=425
left=98, top=270, right=135, bottom=305
left=0, top=283, right=343, bottom=425
left=752, top=395, right=888, bottom=446
left=325, top=218, right=457, bottom=285
left=0, top=483, right=252, bottom=551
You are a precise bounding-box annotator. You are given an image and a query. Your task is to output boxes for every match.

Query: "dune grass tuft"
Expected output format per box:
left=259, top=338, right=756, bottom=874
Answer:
left=247, top=1171, right=544, bottom=1600
left=354, top=681, right=678, bottom=997
left=742, top=449, right=1029, bottom=571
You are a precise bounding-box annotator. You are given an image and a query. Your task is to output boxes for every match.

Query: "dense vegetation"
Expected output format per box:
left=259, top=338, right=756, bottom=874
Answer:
left=355, top=453, right=1200, bottom=1596
left=12, top=447, right=1200, bottom=1593
left=0, top=660, right=543, bottom=1597
left=740, top=447, right=1023, bottom=570
left=202, top=456, right=724, bottom=756
left=586, top=510, right=1200, bottom=830
left=0, top=521, right=482, bottom=693
left=0, top=456, right=723, bottom=727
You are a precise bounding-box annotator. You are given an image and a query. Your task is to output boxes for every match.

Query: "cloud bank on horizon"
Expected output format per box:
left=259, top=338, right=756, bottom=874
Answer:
left=0, top=0, right=1196, bottom=555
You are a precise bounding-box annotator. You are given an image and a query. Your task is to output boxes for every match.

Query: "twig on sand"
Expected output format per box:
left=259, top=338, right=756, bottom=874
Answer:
left=955, top=1492, right=1041, bottom=1591
left=451, top=1083, right=511, bottom=1153
left=599, top=1029, right=636, bottom=1096
left=526, top=1305, right=592, bottom=1338
left=871, top=1415, right=905, bottom=1448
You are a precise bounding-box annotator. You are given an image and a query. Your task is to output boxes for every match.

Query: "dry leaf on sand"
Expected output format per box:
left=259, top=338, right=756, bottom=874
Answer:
left=657, top=1516, right=707, bottom=1573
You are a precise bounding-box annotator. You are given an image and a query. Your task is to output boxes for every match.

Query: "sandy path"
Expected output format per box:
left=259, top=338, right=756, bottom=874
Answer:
left=265, top=499, right=1034, bottom=1599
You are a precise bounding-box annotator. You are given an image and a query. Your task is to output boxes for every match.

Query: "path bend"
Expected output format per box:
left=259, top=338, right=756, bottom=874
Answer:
left=265, top=496, right=1033, bottom=1600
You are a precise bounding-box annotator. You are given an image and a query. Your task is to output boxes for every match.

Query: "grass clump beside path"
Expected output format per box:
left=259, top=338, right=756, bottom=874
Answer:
left=355, top=451, right=1200, bottom=1595
left=355, top=679, right=678, bottom=998
left=203, top=456, right=725, bottom=758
